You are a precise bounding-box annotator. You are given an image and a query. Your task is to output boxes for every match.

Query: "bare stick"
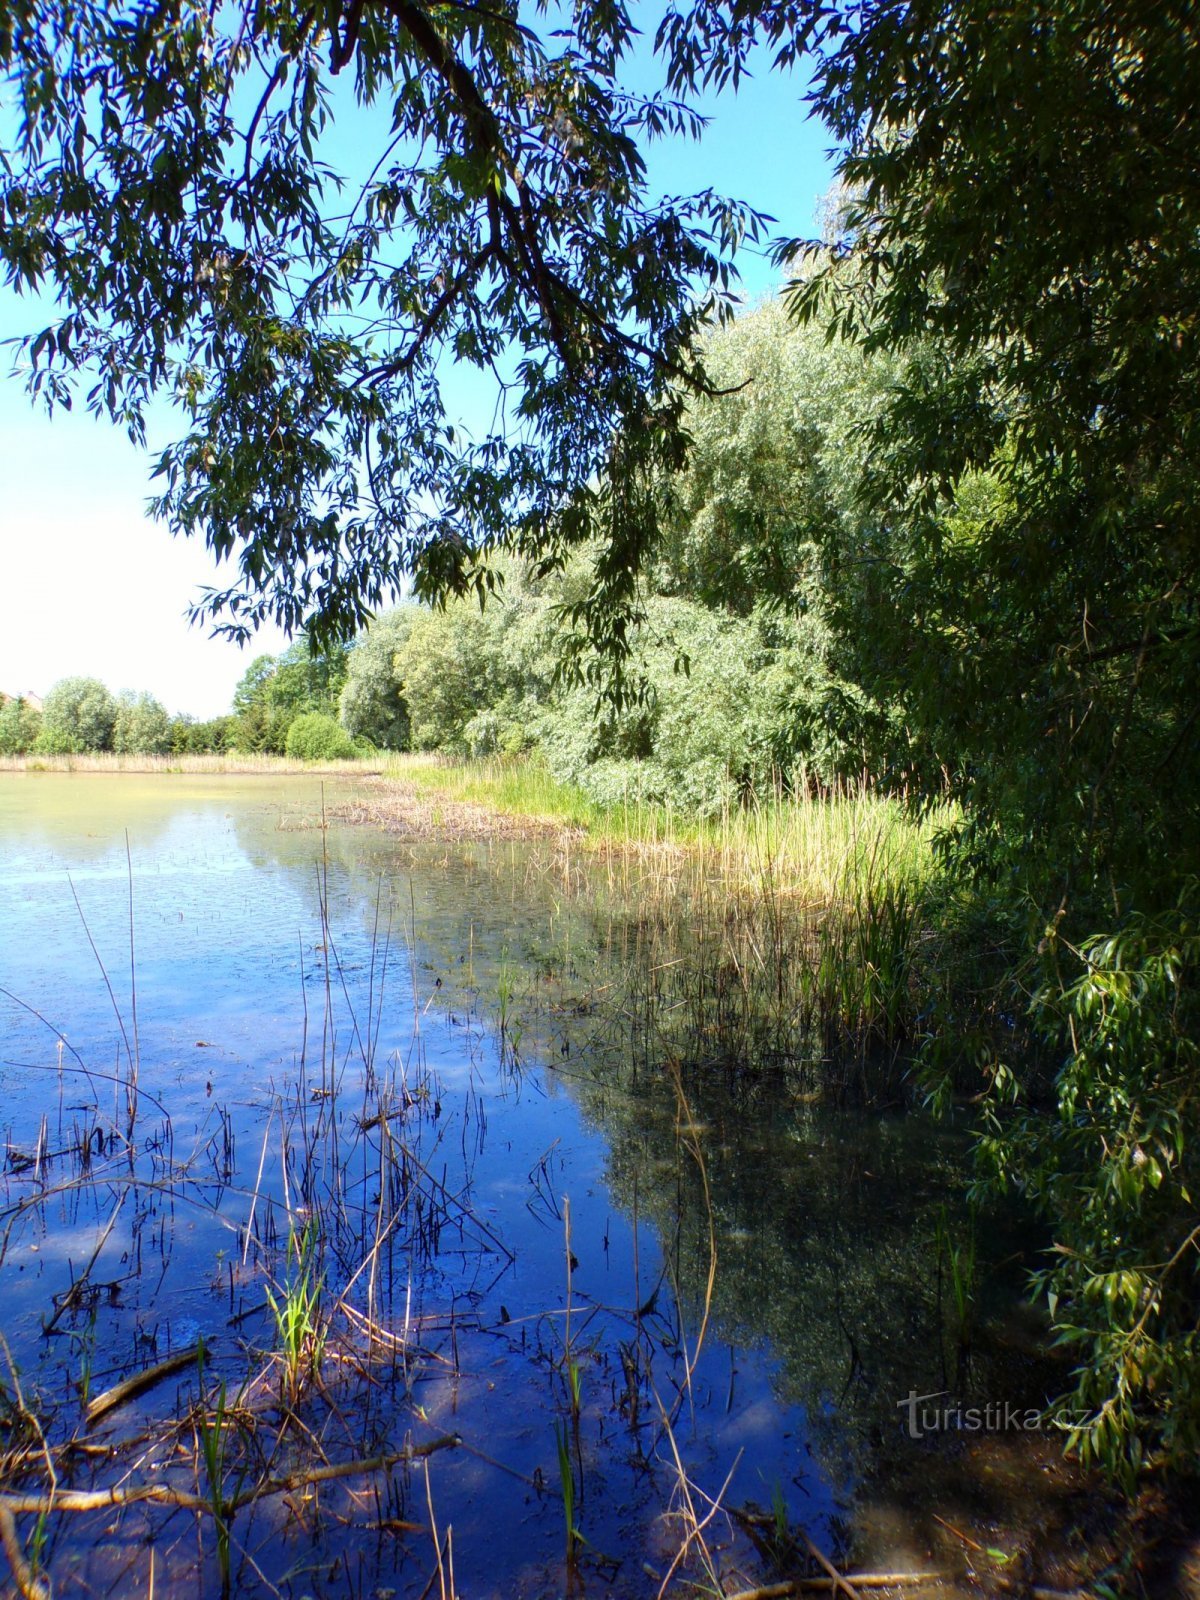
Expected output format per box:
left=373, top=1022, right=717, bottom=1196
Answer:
left=0, top=1503, right=51, bottom=1600
left=86, top=1343, right=205, bottom=1426
left=802, top=1536, right=865, bottom=1600
left=0, top=1434, right=464, bottom=1535
left=723, top=1578, right=948, bottom=1600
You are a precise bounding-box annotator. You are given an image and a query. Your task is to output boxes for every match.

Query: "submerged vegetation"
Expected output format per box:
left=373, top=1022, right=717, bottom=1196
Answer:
left=1, top=779, right=1145, bottom=1600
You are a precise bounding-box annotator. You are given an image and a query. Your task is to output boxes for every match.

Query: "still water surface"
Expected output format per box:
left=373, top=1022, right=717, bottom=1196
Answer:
left=0, top=775, right=1059, bottom=1598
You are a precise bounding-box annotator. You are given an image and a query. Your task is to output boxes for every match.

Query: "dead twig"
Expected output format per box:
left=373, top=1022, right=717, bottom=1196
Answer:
left=86, top=1343, right=205, bottom=1426
left=801, top=1536, right=865, bottom=1600
left=0, top=1503, right=50, bottom=1600
left=723, top=1579, right=947, bottom=1600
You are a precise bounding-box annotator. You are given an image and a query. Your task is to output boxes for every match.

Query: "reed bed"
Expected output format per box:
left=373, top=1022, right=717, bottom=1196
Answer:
left=0, top=752, right=384, bottom=775
left=384, top=753, right=943, bottom=893
left=402, top=761, right=955, bottom=1101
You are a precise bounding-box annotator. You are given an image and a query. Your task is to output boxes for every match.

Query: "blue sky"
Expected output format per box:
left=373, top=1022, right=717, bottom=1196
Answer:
left=0, top=25, right=833, bottom=717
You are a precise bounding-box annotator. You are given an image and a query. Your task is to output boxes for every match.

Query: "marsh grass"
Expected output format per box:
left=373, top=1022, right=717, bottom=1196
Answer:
left=264, top=1217, right=327, bottom=1403
left=935, top=1204, right=979, bottom=1384
left=388, top=752, right=940, bottom=895
left=1, top=752, right=382, bottom=775
left=383, top=753, right=949, bottom=1096
left=196, top=1372, right=233, bottom=1595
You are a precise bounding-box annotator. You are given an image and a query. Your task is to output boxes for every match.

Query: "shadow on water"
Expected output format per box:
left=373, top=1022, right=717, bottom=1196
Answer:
left=0, top=775, right=1099, bottom=1600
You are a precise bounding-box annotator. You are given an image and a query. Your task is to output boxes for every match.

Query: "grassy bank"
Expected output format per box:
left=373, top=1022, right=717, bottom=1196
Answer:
left=364, top=755, right=954, bottom=1090
left=381, top=752, right=944, bottom=904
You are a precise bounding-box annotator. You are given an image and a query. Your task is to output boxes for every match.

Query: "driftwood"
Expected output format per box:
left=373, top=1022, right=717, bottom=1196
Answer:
left=722, top=1577, right=1089, bottom=1600
left=85, top=1342, right=206, bottom=1425
left=801, top=1534, right=865, bottom=1600
left=0, top=1503, right=50, bottom=1600
left=0, top=1434, right=462, bottom=1597
left=0, top=1432, right=461, bottom=1519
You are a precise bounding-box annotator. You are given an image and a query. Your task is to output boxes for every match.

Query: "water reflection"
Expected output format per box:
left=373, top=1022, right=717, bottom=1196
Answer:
left=0, top=775, right=1064, bottom=1599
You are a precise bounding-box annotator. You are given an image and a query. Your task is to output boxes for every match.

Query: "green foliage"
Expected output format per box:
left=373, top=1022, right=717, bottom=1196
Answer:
left=974, top=897, right=1200, bottom=1481
left=38, top=676, right=116, bottom=752
left=338, top=607, right=418, bottom=750
left=168, top=714, right=238, bottom=755
left=265, top=1218, right=327, bottom=1402
left=284, top=711, right=357, bottom=762
left=232, top=638, right=349, bottom=752
left=197, top=1369, right=233, bottom=1594
left=0, top=696, right=42, bottom=754
left=397, top=605, right=495, bottom=755
left=0, top=0, right=757, bottom=665
left=112, top=690, right=171, bottom=754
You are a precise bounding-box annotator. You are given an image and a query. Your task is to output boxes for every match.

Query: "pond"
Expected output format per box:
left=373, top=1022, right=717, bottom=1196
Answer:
left=0, top=774, right=1078, bottom=1599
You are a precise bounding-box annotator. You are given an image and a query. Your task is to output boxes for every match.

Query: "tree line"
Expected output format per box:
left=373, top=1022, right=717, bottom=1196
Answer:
left=0, top=636, right=357, bottom=759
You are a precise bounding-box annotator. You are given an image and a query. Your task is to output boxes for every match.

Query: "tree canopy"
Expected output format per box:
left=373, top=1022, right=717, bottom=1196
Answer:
left=0, top=0, right=759, bottom=666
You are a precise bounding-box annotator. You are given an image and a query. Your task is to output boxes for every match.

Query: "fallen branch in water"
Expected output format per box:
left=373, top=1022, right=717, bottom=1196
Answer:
left=227, top=1435, right=461, bottom=1510
left=0, top=1432, right=463, bottom=1597
left=988, top=1581, right=1095, bottom=1600
left=85, top=1342, right=205, bottom=1425
left=0, top=1502, right=50, bottom=1600
left=801, top=1533, right=865, bottom=1600
left=0, top=1432, right=462, bottom=1518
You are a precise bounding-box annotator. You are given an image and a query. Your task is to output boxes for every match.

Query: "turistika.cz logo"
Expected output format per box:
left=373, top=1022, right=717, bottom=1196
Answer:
left=898, top=1390, right=1047, bottom=1440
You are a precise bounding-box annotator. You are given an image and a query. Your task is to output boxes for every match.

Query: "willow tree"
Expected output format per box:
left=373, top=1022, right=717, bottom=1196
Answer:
left=0, top=0, right=760, bottom=670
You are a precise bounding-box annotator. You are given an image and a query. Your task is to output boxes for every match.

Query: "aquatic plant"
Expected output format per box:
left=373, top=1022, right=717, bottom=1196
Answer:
left=554, top=1419, right=581, bottom=1571
left=265, top=1217, right=327, bottom=1403
left=197, top=1371, right=233, bottom=1595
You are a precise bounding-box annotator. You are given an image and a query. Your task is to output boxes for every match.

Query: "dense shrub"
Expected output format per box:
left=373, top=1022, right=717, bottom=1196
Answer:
left=0, top=696, right=42, bottom=754
left=112, top=690, right=172, bottom=754
left=38, top=676, right=116, bottom=752
left=285, top=712, right=358, bottom=761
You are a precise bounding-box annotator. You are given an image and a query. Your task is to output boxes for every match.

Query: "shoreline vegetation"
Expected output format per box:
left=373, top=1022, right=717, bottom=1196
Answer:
left=1, top=765, right=1193, bottom=1595
left=5, top=749, right=938, bottom=881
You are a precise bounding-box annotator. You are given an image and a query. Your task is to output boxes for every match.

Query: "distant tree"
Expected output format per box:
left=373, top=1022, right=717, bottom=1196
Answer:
left=112, top=690, right=172, bottom=754
left=232, top=638, right=349, bottom=752
left=396, top=607, right=495, bottom=755
left=270, top=638, right=350, bottom=719
left=231, top=657, right=278, bottom=717
left=0, top=695, right=42, bottom=754
left=39, top=676, right=116, bottom=752
left=172, top=714, right=237, bottom=754
left=339, top=608, right=418, bottom=750
left=284, top=712, right=357, bottom=762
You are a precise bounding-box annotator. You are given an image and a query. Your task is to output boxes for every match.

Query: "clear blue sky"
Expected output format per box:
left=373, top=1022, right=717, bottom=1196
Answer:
left=0, top=23, right=833, bottom=718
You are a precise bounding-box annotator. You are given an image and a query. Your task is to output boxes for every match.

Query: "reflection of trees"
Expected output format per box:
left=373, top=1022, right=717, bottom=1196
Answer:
left=5, top=782, right=1063, bottom=1555
left=303, top=828, right=1059, bottom=1492
left=3, top=772, right=183, bottom=861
